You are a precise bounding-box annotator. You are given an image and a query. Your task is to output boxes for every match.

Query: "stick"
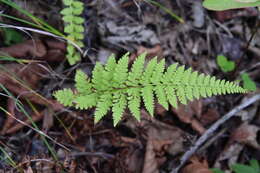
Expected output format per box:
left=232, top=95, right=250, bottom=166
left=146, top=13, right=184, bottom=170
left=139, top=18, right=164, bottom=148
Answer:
left=171, top=94, right=260, bottom=173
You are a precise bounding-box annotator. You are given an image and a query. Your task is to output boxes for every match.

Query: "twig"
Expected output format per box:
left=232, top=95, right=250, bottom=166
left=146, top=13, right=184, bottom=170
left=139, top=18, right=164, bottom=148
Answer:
left=0, top=24, right=83, bottom=54
left=171, top=94, right=260, bottom=173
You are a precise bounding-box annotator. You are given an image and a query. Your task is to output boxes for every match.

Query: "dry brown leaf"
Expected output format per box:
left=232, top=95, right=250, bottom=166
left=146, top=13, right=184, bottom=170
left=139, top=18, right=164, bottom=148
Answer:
left=0, top=63, right=63, bottom=134
left=124, top=147, right=144, bottom=173
left=182, top=156, right=213, bottom=173
left=142, top=137, right=159, bottom=173
left=0, top=63, right=62, bottom=110
left=231, top=123, right=260, bottom=149
left=130, top=45, right=163, bottom=63
left=200, top=108, right=220, bottom=126
left=172, top=100, right=205, bottom=134
left=0, top=39, right=66, bottom=62
left=0, top=39, right=47, bottom=58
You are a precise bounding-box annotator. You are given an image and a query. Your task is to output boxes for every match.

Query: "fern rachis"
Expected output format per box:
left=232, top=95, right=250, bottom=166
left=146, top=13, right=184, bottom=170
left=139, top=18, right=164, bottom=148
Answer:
left=54, top=53, right=247, bottom=126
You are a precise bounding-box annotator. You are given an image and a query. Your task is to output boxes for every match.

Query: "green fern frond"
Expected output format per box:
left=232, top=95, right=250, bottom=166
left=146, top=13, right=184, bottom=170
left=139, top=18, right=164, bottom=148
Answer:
left=142, top=86, right=155, bottom=116
left=127, top=88, right=141, bottom=121
left=54, top=52, right=247, bottom=126
left=94, top=93, right=113, bottom=123
left=127, top=53, right=146, bottom=86
left=75, top=70, right=92, bottom=95
left=113, top=53, right=129, bottom=88
left=61, top=0, right=84, bottom=65
left=112, top=91, right=127, bottom=126
left=54, top=88, right=74, bottom=106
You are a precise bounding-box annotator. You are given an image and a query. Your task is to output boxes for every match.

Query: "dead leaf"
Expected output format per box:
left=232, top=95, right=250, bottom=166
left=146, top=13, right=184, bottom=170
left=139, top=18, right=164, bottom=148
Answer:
left=130, top=45, right=163, bottom=63
left=0, top=63, right=62, bottom=110
left=200, top=108, right=220, bottom=126
left=182, top=156, right=213, bottom=173
left=172, top=100, right=205, bottom=134
left=124, top=147, right=144, bottom=173
left=231, top=123, right=260, bottom=149
left=142, top=137, right=159, bottom=173
left=0, top=39, right=47, bottom=58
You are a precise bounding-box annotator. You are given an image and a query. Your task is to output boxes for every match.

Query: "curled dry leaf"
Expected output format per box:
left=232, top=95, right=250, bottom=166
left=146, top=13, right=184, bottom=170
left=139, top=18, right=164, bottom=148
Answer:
left=182, top=156, right=213, bottom=173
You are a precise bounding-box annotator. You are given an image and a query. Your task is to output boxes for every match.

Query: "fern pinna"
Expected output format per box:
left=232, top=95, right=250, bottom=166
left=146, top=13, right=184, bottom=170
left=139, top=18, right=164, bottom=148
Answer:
left=54, top=53, right=247, bottom=126
left=61, top=0, right=84, bottom=65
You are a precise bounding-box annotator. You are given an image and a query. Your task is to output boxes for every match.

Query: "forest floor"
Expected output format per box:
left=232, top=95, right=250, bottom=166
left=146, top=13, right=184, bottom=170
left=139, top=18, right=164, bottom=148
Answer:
left=0, top=0, right=259, bottom=173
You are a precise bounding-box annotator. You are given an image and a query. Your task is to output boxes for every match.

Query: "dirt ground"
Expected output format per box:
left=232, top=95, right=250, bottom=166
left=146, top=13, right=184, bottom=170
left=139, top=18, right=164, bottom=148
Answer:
left=0, top=0, right=259, bottom=173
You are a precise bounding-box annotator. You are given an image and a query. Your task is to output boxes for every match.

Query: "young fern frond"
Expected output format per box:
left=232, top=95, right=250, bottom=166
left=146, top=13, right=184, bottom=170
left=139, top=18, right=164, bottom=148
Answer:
left=54, top=53, right=247, bottom=126
left=61, top=0, right=84, bottom=65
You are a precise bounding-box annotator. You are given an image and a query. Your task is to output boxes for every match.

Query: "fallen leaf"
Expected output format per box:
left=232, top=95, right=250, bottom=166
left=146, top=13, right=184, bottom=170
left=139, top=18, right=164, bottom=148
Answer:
left=231, top=123, right=260, bottom=149
left=0, top=39, right=47, bottom=58
left=172, top=100, right=205, bottom=134
left=182, top=156, right=213, bottom=173
left=200, top=108, right=220, bottom=126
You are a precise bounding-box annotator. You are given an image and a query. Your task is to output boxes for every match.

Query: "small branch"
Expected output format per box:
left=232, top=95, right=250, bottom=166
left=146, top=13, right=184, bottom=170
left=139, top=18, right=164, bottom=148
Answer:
left=171, top=94, right=260, bottom=173
left=0, top=24, right=83, bottom=54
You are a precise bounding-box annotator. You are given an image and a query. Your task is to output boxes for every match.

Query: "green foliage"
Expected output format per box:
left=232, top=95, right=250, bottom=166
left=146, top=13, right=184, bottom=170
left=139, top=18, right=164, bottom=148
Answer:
left=61, top=0, right=84, bottom=65
left=216, top=55, right=257, bottom=91
left=1, top=28, right=23, bottom=46
left=212, top=159, right=260, bottom=173
left=203, top=0, right=260, bottom=11
left=217, top=55, right=235, bottom=73
left=241, top=73, right=257, bottom=91
left=54, top=53, right=247, bottom=126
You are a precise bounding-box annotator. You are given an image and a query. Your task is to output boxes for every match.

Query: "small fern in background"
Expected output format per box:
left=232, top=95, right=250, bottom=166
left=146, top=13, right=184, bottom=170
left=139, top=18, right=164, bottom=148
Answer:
left=54, top=53, right=247, bottom=126
left=61, top=0, right=84, bottom=65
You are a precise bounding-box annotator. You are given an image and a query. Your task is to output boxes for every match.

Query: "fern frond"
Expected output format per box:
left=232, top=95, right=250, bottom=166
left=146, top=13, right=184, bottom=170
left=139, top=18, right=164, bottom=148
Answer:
left=94, top=93, right=113, bottom=123
left=54, top=88, right=74, bottom=106
left=112, top=53, right=129, bottom=88
left=128, top=53, right=146, bottom=86
left=102, top=54, right=117, bottom=89
left=142, top=86, right=154, bottom=116
left=112, top=91, right=127, bottom=125
left=141, top=58, right=157, bottom=85
left=127, top=88, right=141, bottom=121
left=154, top=86, right=168, bottom=110
left=74, top=93, right=97, bottom=109
left=75, top=70, right=92, bottom=95
left=92, top=63, right=106, bottom=91
left=61, top=0, right=84, bottom=65
left=152, top=59, right=165, bottom=84
left=54, top=52, right=247, bottom=126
